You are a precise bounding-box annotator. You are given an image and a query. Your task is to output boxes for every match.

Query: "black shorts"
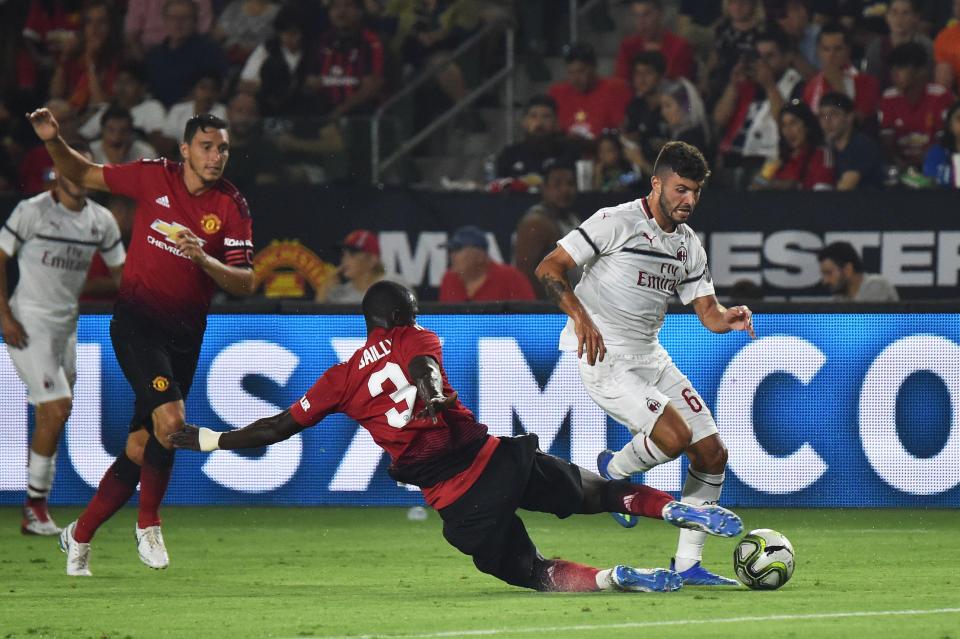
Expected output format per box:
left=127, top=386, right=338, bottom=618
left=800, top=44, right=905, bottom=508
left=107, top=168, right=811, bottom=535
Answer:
left=438, top=433, right=584, bottom=589
left=110, top=307, right=202, bottom=432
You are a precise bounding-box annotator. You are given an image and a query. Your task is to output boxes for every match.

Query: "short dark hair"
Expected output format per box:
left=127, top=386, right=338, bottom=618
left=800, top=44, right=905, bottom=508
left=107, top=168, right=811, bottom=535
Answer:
left=632, top=51, right=666, bottom=76
left=542, top=158, right=576, bottom=182
left=183, top=113, right=228, bottom=143
left=653, top=141, right=710, bottom=183
left=755, top=26, right=790, bottom=53
left=362, top=281, right=418, bottom=330
left=526, top=94, right=557, bottom=115
left=887, top=41, right=928, bottom=69
left=273, top=6, right=305, bottom=33
left=817, top=241, right=863, bottom=273
left=563, top=42, right=596, bottom=66
left=117, top=61, right=148, bottom=84
left=819, top=91, right=854, bottom=113
left=100, top=105, right=133, bottom=129
left=817, top=21, right=850, bottom=46
left=631, top=0, right=662, bottom=9
left=192, top=68, right=223, bottom=88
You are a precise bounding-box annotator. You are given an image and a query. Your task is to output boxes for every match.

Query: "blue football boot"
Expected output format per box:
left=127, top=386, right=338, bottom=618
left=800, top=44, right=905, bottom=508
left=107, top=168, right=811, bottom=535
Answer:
left=661, top=501, right=743, bottom=538
left=610, top=565, right=683, bottom=592
left=670, top=559, right=739, bottom=586
left=597, top=450, right=638, bottom=528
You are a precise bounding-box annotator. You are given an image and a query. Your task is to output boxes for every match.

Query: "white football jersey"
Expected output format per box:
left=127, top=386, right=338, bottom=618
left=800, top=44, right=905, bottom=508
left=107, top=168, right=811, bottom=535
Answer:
left=0, top=192, right=125, bottom=327
left=557, top=196, right=714, bottom=354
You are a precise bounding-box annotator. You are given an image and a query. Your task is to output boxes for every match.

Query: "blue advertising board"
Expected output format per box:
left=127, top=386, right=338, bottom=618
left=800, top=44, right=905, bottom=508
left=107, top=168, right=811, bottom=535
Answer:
left=1, top=313, right=958, bottom=507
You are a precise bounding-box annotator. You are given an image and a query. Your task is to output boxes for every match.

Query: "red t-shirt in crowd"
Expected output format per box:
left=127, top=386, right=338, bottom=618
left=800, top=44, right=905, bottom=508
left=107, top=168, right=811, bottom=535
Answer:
left=879, top=83, right=954, bottom=168
left=103, top=159, right=253, bottom=336
left=802, top=66, right=880, bottom=120
left=549, top=77, right=632, bottom=140
left=438, top=261, right=536, bottom=302
left=615, top=30, right=695, bottom=81
left=774, top=145, right=836, bottom=190
left=17, top=145, right=53, bottom=194
left=289, top=324, right=496, bottom=509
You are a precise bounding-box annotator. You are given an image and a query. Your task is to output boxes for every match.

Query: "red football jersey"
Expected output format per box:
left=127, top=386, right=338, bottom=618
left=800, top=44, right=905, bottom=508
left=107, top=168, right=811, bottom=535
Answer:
left=548, top=77, right=632, bottom=140
left=103, top=159, right=253, bottom=335
left=879, top=84, right=954, bottom=168
left=289, top=324, right=495, bottom=508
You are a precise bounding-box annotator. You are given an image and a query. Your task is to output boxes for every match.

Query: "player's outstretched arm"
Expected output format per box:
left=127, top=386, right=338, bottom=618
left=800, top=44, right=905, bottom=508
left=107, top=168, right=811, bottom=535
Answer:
left=26, top=108, right=108, bottom=192
left=535, top=246, right=606, bottom=365
left=408, top=355, right=458, bottom=423
left=169, top=409, right=307, bottom=452
left=692, top=295, right=756, bottom=339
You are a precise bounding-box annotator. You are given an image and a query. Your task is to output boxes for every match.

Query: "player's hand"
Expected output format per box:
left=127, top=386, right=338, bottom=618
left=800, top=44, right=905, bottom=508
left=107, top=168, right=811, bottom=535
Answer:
left=574, top=313, right=606, bottom=365
left=175, top=229, right=208, bottom=266
left=724, top=305, right=756, bottom=339
left=414, top=391, right=458, bottom=424
left=1, top=314, right=28, bottom=349
left=169, top=425, right=201, bottom=450
left=26, top=108, right=60, bottom=141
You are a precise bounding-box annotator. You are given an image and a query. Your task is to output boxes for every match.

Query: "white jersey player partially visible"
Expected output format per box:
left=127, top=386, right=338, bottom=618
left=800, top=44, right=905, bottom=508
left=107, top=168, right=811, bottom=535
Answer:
left=536, top=141, right=755, bottom=586
left=0, top=157, right=125, bottom=535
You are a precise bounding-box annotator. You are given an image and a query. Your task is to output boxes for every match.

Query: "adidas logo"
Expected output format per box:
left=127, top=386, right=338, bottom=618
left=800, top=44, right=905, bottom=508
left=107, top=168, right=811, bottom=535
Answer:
left=155, top=195, right=170, bottom=208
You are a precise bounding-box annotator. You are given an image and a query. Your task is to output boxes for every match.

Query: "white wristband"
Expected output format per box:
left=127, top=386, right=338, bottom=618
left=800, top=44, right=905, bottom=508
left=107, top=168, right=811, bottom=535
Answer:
left=198, top=427, right=222, bottom=452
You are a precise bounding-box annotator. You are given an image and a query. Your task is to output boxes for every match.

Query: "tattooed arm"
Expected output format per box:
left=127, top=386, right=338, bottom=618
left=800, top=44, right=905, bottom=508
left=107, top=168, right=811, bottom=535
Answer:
left=535, top=246, right=606, bottom=365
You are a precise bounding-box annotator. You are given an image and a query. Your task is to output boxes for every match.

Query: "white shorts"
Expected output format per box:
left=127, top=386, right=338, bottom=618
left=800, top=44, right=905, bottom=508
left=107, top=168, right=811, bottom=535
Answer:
left=6, top=323, right=76, bottom=405
left=577, top=350, right=718, bottom=445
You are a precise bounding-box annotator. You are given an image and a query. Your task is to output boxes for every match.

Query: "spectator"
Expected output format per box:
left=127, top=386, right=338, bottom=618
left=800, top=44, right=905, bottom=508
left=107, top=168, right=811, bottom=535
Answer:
left=144, top=0, right=227, bottom=107
left=79, top=62, right=167, bottom=145
left=318, top=229, right=408, bottom=304
left=622, top=51, right=669, bottom=177
left=213, top=0, right=280, bottom=65
left=548, top=42, right=632, bottom=141
left=49, top=1, right=122, bottom=112
left=125, top=0, right=213, bottom=58
left=591, top=133, right=641, bottom=192
left=90, top=106, right=159, bottom=164
left=753, top=98, right=835, bottom=190
left=160, top=71, right=227, bottom=154
left=768, top=0, right=820, bottom=79
left=16, top=99, right=76, bottom=194
left=818, top=91, right=884, bottom=190
left=802, top=22, right=881, bottom=123
left=704, top=0, right=764, bottom=103
left=21, top=0, right=81, bottom=63
left=439, top=226, right=535, bottom=302
left=222, top=91, right=280, bottom=189
left=818, top=241, right=899, bottom=302
left=659, top=80, right=710, bottom=152
left=307, top=0, right=385, bottom=120
left=513, top=161, right=581, bottom=298
left=615, top=0, right=695, bottom=82
left=238, top=6, right=310, bottom=116
left=933, top=0, right=960, bottom=90
left=862, top=0, right=934, bottom=88
left=879, top=42, right=954, bottom=170
left=923, top=99, right=960, bottom=187
left=714, top=29, right=805, bottom=189
left=728, top=278, right=764, bottom=304
left=494, top=95, right=579, bottom=182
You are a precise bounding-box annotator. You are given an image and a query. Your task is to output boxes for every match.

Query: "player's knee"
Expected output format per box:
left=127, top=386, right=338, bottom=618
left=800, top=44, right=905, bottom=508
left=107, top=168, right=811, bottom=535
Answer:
left=652, top=416, right=692, bottom=458
left=152, top=413, right=186, bottom=440
left=48, top=400, right=73, bottom=427
left=125, top=432, right=148, bottom=465
left=691, top=437, right=728, bottom=473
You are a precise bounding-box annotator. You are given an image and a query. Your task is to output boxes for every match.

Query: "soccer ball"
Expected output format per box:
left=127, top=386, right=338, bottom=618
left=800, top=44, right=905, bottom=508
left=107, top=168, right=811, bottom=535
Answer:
left=733, top=528, right=795, bottom=590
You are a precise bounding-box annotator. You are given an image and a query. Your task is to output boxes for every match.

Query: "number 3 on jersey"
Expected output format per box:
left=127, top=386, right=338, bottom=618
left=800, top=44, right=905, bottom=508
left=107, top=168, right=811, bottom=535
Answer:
left=368, top=362, right=418, bottom=427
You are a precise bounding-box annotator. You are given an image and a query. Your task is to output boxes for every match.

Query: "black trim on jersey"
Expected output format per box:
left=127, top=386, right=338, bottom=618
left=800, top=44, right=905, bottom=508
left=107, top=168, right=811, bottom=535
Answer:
left=679, top=269, right=705, bottom=285
left=621, top=247, right=681, bottom=262
left=687, top=468, right=723, bottom=487
left=2, top=224, right=24, bottom=243
left=101, top=238, right=123, bottom=252
left=576, top=227, right=600, bottom=255
left=35, top=234, right=102, bottom=247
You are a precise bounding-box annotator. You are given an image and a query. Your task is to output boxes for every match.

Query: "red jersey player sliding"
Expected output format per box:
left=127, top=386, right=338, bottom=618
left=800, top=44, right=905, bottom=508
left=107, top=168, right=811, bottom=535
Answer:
left=26, top=107, right=255, bottom=576
left=171, top=282, right=742, bottom=593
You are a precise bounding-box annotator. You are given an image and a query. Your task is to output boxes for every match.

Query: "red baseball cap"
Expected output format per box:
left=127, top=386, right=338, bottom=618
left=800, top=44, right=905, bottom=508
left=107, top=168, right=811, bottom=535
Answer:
left=337, top=229, right=380, bottom=257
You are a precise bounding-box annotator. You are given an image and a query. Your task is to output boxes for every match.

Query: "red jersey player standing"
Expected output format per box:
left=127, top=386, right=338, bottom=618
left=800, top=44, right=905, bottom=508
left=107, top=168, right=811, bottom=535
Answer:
left=26, top=107, right=255, bottom=576
left=171, top=282, right=742, bottom=593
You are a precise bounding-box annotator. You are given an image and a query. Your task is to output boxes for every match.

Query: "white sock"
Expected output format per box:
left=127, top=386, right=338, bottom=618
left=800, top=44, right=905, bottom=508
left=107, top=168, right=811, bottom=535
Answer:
left=27, top=450, right=57, bottom=499
left=595, top=568, right=615, bottom=591
left=609, top=433, right=675, bottom=477
left=674, top=468, right=724, bottom=572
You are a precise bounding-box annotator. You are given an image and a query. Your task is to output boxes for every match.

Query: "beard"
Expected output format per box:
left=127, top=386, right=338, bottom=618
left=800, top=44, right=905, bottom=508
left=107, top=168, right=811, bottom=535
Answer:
left=658, top=190, right=692, bottom=226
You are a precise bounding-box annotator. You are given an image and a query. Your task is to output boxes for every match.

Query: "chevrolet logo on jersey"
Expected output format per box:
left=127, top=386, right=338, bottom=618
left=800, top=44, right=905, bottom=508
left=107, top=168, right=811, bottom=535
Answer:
left=149, top=219, right=206, bottom=247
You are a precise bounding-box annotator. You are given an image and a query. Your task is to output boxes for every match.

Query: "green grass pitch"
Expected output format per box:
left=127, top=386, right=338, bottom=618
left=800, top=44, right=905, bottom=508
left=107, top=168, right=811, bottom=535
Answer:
left=1, top=507, right=958, bottom=639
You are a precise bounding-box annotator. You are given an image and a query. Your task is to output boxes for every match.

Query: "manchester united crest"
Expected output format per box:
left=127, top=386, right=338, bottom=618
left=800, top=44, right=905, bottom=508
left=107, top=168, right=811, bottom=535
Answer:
left=200, top=213, right=222, bottom=234
left=152, top=376, right=170, bottom=392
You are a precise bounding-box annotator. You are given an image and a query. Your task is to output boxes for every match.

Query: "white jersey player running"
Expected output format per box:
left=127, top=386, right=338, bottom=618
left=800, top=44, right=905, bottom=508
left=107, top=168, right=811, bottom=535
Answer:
left=536, top=141, right=755, bottom=586
left=0, top=160, right=125, bottom=535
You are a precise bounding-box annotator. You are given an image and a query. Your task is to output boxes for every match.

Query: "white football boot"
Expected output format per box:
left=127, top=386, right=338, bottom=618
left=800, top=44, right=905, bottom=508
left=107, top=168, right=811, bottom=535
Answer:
left=135, top=525, right=169, bottom=569
left=22, top=499, right=61, bottom=536
left=59, top=521, right=92, bottom=576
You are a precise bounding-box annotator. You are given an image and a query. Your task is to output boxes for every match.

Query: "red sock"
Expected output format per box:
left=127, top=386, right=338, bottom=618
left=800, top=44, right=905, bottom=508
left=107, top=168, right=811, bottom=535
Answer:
left=540, top=560, right=601, bottom=592
left=74, top=454, right=140, bottom=543
left=621, top=484, right=674, bottom=520
left=138, top=437, right=174, bottom=529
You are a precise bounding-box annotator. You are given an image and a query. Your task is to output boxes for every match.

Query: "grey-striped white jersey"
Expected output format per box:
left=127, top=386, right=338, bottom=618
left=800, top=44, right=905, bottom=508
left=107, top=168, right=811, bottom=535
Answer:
left=0, top=192, right=125, bottom=327
left=557, top=196, right=714, bottom=354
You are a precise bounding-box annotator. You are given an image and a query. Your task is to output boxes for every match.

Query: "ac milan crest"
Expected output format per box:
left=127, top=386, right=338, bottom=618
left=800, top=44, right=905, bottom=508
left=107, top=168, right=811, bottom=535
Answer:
left=677, top=245, right=688, bottom=262
left=646, top=398, right=661, bottom=413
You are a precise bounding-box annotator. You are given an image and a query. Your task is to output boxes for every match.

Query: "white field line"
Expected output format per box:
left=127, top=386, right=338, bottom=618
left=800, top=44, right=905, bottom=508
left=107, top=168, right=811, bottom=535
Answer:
left=292, top=607, right=960, bottom=639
